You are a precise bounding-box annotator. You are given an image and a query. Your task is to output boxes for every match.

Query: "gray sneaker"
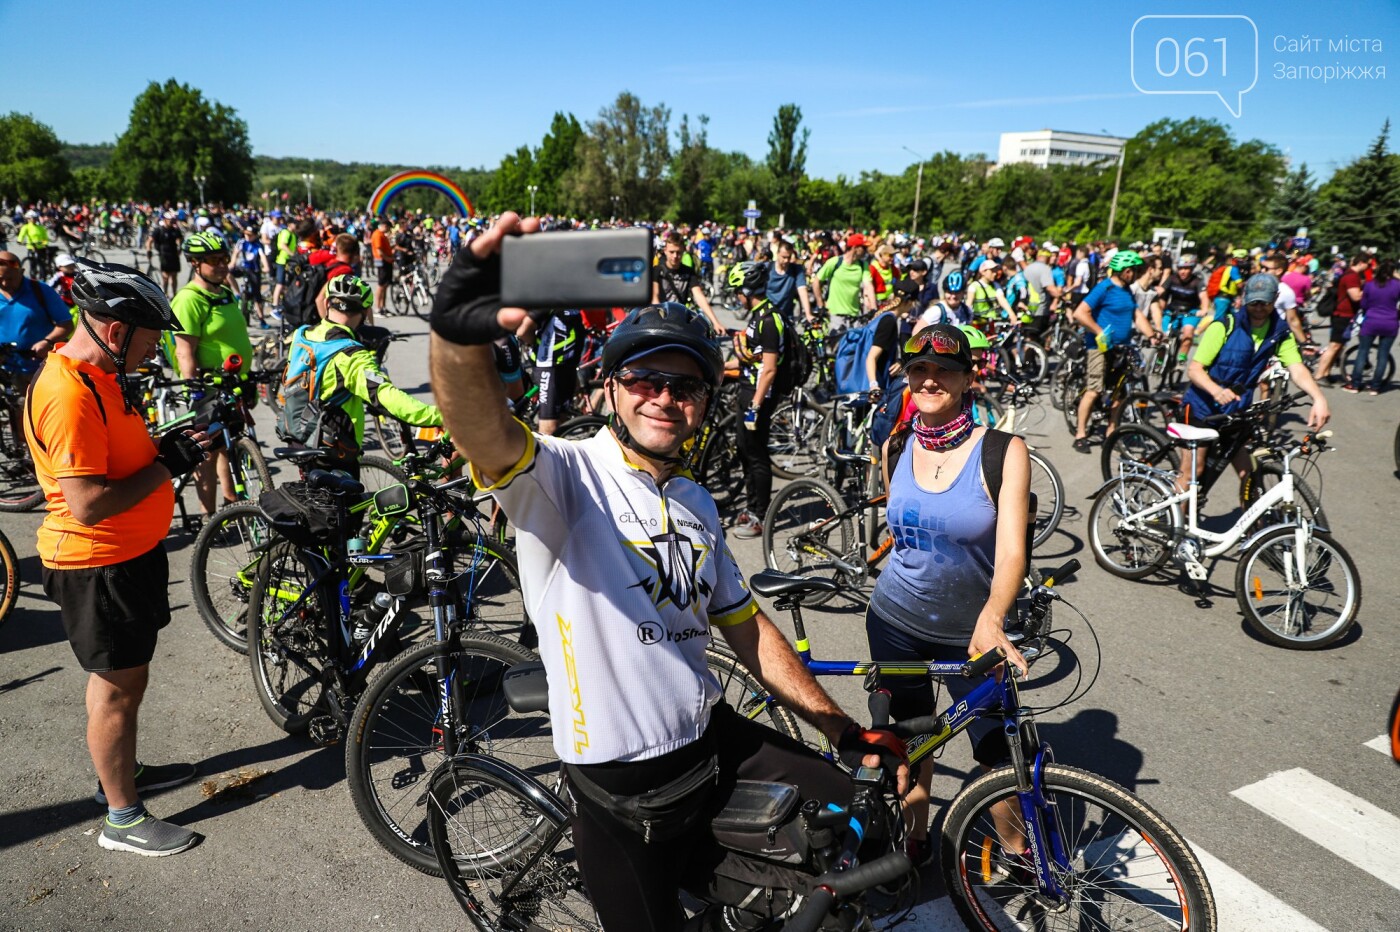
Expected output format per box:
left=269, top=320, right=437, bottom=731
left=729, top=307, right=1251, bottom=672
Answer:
left=99, top=813, right=200, bottom=857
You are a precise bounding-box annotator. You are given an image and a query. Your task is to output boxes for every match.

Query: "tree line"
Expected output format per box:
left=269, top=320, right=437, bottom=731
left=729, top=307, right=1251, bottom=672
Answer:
left=4, top=81, right=1400, bottom=254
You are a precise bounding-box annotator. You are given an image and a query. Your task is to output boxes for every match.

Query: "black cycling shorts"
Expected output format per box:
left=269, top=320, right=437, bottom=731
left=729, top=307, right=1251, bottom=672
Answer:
left=1329, top=314, right=1352, bottom=344
left=375, top=260, right=393, bottom=286
left=42, top=544, right=171, bottom=672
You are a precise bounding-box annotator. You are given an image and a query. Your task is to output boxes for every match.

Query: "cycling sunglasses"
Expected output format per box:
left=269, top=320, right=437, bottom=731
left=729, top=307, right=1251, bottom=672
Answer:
left=903, top=325, right=972, bottom=371
left=614, top=368, right=712, bottom=404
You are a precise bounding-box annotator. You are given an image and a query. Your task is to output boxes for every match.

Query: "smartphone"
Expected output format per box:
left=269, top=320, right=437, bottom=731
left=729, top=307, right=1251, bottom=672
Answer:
left=500, top=229, right=652, bottom=310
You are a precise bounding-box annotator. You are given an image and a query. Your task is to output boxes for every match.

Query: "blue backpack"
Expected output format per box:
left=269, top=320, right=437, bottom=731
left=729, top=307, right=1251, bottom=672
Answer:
left=276, top=325, right=364, bottom=455
left=832, top=311, right=893, bottom=396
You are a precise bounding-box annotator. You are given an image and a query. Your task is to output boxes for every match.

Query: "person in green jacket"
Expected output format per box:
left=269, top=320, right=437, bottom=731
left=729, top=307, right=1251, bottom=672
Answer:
left=298, top=275, right=442, bottom=470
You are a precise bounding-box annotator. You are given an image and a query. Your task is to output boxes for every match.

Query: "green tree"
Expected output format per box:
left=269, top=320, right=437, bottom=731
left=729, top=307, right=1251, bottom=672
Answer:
left=530, top=112, right=583, bottom=215
left=765, top=104, right=809, bottom=221
left=485, top=146, right=536, bottom=214
left=1265, top=162, right=1317, bottom=246
left=108, top=79, right=255, bottom=204
left=671, top=114, right=713, bottom=224
left=1315, top=121, right=1400, bottom=253
left=565, top=91, right=672, bottom=218
left=0, top=113, right=72, bottom=203
left=703, top=152, right=770, bottom=226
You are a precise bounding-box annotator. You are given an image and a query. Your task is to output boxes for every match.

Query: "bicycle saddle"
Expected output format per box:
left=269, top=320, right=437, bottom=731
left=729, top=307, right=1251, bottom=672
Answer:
left=274, top=447, right=332, bottom=464
left=748, top=570, right=840, bottom=599
left=1166, top=422, right=1219, bottom=444
left=503, top=661, right=549, bottom=715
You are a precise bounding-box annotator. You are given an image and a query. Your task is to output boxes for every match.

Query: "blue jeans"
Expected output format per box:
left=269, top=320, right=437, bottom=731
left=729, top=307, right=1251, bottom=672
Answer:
left=1351, top=331, right=1397, bottom=389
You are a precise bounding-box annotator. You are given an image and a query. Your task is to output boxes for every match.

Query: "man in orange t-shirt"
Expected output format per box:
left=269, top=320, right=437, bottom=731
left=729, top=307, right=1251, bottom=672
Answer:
left=24, top=259, right=212, bottom=858
left=370, top=217, right=393, bottom=318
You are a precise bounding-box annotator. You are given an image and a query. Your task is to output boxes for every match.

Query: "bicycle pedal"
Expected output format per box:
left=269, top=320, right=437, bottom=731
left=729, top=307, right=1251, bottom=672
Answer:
left=307, top=716, right=344, bottom=747
left=1184, top=561, right=1208, bottom=581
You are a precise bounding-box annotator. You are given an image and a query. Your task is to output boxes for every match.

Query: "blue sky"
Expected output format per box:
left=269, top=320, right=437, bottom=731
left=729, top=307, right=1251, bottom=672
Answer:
left=4, top=0, right=1398, bottom=182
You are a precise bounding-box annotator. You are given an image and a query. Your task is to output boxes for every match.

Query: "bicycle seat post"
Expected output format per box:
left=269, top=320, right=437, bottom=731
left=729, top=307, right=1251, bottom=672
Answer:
left=776, top=596, right=813, bottom=662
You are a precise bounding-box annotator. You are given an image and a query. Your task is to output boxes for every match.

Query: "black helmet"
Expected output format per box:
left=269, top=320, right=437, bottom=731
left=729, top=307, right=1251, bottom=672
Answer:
left=727, top=260, right=769, bottom=297
left=601, top=303, right=723, bottom=388
left=71, top=259, right=180, bottom=331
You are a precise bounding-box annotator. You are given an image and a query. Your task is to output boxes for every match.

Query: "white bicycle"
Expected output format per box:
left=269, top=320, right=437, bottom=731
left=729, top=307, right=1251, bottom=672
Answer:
left=1088, top=421, right=1361, bottom=649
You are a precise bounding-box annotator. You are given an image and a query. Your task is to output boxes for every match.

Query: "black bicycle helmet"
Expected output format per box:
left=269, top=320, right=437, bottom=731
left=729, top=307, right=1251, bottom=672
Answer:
left=71, top=259, right=180, bottom=331
left=727, top=260, right=770, bottom=298
left=601, top=303, right=723, bottom=389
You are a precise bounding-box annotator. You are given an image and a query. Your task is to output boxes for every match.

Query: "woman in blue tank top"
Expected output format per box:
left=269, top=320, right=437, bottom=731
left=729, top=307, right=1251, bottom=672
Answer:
left=867, top=322, right=1030, bottom=867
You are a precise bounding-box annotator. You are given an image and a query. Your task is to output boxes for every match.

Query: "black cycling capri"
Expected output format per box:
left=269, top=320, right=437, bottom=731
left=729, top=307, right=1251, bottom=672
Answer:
left=1328, top=314, right=1353, bottom=344
left=41, top=544, right=172, bottom=672
left=568, top=701, right=853, bottom=932
left=864, top=606, right=1010, bottom=769
left=535, top=315, right=585, bottom=420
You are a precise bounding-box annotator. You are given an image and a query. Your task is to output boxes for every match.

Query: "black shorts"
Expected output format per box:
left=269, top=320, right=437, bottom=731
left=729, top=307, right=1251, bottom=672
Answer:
left=42, top=544, right=171, bottom=672
left=159, top=255, right=180, bottom=274
left=375, top=261, right=393, bottom=286
left=1329, top=315, right=1353, bottom=344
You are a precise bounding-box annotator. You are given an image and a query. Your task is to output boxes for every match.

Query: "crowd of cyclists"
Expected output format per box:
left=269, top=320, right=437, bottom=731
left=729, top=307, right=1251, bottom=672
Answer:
left=2, top=194, right=1393, bottom=931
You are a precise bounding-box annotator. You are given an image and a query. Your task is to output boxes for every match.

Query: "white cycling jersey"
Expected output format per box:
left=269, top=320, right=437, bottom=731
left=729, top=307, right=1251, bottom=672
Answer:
left=472, top=425, right=758, bottom=765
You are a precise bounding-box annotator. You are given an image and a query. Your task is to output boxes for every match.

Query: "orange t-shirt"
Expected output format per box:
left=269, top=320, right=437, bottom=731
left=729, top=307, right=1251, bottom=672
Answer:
left=24, top=350, right=174, bottom=568
left=371, top=229, right=392, bottom=262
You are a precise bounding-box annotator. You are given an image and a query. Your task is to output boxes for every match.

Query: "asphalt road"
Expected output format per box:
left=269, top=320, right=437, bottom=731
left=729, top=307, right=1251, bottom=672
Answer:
left=1, top=279, right=1397, bottom=931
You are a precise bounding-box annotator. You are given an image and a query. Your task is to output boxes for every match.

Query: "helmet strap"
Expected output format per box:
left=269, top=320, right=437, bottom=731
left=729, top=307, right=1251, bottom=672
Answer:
left=80, top=313, right=140, bottom=413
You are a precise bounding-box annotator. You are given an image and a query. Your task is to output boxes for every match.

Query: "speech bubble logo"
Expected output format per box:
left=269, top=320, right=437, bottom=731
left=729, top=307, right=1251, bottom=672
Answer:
left=1131, top=15, right=1258, bottom=118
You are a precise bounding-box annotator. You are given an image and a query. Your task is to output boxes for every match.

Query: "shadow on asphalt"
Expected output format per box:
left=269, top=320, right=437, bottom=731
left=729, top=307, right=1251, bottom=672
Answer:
left=1033, top=526, right=1085, bottom=563
left=0, top=664, right=63, bottom=694
left=0, top=602, right=66, bottom=653
left=1036, top=709, right=1147, bottom=793
left=1237, top=617, right=1363, bottom=650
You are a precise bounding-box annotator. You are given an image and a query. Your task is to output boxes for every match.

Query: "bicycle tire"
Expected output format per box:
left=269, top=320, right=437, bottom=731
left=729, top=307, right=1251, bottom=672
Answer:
left=761, top=477, right=854, bottom=605
left=1388, top=688, right=1400, bottom=762
left=1027, top=450, right=1064, bottom=550
left=970, top=393, right=1004, bottom=430
left=1009, top=341, right=1048, bottom=384
left=1088, top=473, right=1181, bottom=580
left=1099, top=423, right=1180, bottom=482
left=0, top=403, right=44, bottom=512
left=692, top=413, right=746, bottom=510
left=357, top=455, right=411, bottom=498
left=1394, top=421, right=1400, bottom=473
left=190, top=502, right=272, bottom=654
left=555, top=415, right=610, bottom=441
left=346, top=634, right=548, bottom=876
left=1122, top=391, right=1173, bottom=433
left=1341, top=343, right=1396, bottom=387
left=247, top=541, right=330, bottom=733
left=941, top=762, right=1216, bottom=932
left=231, top=436, right=275, bottom=502
left=0, top=527, right=20, bottom=627
left=1239, top=463, right=1326, bottom=533
left=413, top=284, right=432, bottom=321
left=770, top=396, right=831, bottom=480
left=428, top=757, right=599, bottom=932
left=368, top=414, right=409, bottom=458
left=1235, top=527, right=1360, bottom=649
left=446, top=535, right=531, bottom=643
left=705, top=648, right=801, bottom=741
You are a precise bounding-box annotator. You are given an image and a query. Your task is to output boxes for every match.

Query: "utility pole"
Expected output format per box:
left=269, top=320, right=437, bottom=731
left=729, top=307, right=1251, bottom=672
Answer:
left=302, top=173, right=315, bottom=209
left=1107, top=144, right=1126, bottom=238
left=902, top=146, right=928, bottom=236
left=194, top=174, right=207, bottom=206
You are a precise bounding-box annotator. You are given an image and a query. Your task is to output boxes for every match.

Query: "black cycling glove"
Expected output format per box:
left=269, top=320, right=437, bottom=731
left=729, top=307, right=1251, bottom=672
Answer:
left=430, top=245, right=510, bottom=346
left=154, top=429, right=206, bottom=478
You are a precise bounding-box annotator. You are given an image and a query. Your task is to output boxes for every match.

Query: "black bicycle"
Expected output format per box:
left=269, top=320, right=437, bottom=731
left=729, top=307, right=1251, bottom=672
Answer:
left=0, top=345, right=47, bottom=512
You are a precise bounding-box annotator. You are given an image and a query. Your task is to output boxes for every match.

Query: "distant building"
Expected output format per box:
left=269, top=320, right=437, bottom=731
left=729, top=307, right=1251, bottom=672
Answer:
left=998, top=130, right=1128, bottom=169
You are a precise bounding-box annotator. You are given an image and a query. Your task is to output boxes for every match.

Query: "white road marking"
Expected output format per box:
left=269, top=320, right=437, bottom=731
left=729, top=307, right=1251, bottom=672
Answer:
left=1190, top=843, right=1329, bottom=931
left=1363, top=734, right=1391, bottom=756
left=1231, top=767, right=1400, bottom=892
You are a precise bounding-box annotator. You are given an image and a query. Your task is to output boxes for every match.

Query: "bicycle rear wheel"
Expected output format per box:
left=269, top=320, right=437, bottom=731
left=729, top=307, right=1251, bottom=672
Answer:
left=761, top=478, right=854, bottom=605
left=1239, top=463, right=1326, bottom=533
left=230, top=436, right=275, bottom=502
left=1099, top=423, right=1180, bottom=482
left=692, top=413, right=745, bottom=511
left=1235, top=527, right=1360, bottom=649
left=556, top=415, right=609, bottom=441
left=429, top=758, right=599, bottom=931
left=247, top=541, right=330, bottom=733
left=190, top=502, right=272, bottom=653
left=1088, top=474, right=1180, bottom=580
left=0, top=403, right=44, bottom=512
left=770, top=395, right=831, bottom=479
left=345, top=634, right=549, bottom=875
left=941, top=763, right=1216, bottom=932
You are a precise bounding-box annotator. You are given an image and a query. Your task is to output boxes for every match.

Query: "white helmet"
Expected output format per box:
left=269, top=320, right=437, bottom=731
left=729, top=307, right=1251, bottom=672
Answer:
left=24, top=210, right=38, bottom=219
left=55, top=253, right=77, bottom=268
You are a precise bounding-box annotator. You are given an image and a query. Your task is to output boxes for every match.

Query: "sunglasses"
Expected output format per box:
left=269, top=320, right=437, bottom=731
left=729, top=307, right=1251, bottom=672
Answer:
left=904, top=327, right=965, bottom=357
left=614, top=368, right=711, bottom=404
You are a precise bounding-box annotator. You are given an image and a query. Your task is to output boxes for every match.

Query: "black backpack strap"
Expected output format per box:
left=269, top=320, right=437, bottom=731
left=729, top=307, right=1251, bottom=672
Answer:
left=979, top=429, right=1013, bottom=509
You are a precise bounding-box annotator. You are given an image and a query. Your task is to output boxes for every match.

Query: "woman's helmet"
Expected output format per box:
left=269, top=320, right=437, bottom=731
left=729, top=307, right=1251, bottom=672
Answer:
left=727, top=261, right=769, bottom=297
left=326, top=274, right=373, bottom=313
left=601, top=303, right=723, bottom=388
left=943, top=270, right=966, bottom=294
left=182, top=230, right=228, bottom=257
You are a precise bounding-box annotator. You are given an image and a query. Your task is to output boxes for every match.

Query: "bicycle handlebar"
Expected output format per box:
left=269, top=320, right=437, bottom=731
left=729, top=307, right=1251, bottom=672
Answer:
left=783, top=853, right=914, bottom=932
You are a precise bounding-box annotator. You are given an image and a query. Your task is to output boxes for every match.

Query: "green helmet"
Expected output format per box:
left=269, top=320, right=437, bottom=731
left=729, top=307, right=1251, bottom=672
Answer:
left=182, top=230, right=228, bottom=256
left=727, top=260, right=769, bottom=297
left=958, top=324, right=990, bottom=351
left=326, top=274, right=373, bottom=312
left=1107, top=250, right=1144, bottom=272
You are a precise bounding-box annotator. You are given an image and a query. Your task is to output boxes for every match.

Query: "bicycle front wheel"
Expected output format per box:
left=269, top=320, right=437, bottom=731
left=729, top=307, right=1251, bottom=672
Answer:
left=761, top=478, right=855, bottom=604
left=0, top=404, right=44, bottom=512
left=190, top=502, right=272, bottom=653
left=1027, top=450, right=1065, bottom=550
left=1235, top=526, right=1360, bottom=649
left=247, top=541, right=329, bottom=733
left=770, top=395, right=831, bottom=479
left=429, top=758, right=599, bottom=931
left=941, top=762, right=1215, bottom=932
left=0, top=527, right=19, bottom=627
left=345, top=634, right=550, bottom=875
left=231, top=436, right=275, bottom=502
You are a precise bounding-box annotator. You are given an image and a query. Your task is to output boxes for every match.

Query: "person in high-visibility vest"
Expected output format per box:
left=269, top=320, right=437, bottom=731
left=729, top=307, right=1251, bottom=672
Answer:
left=270, top=217, right=298, bottom=310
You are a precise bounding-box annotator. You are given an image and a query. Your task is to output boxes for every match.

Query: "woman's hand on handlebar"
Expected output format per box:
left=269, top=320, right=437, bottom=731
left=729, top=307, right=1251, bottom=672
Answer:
left=969, top=617, right=1028, bottom=679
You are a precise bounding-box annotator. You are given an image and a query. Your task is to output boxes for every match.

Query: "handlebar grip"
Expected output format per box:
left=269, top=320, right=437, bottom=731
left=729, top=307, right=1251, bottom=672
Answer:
left=822, top=852, right=914, bottom=896
left=867, top=690, right=891, bottom=729
left=1042, top=559, right=1080, bottom=588
left=888, top=715, right=943, bottom=740
left=962, top=647, right=1006, bottom=679
left=783, top=888, right=835, bottom=932
left=306, top=469, right=365, bottom=496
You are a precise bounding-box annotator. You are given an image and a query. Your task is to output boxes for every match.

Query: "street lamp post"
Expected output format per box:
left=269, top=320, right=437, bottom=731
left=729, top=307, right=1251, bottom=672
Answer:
left=527, top=184, right=539, bottom=216
left=901, top=146, right=928, bottom=236
left=610, top=195, right=621, bottom=220
left=194, top=174, right=207, bottom=206
left=1106, top=141, right=1126, bottom=239
left=302, top=173, right=315, bottom=209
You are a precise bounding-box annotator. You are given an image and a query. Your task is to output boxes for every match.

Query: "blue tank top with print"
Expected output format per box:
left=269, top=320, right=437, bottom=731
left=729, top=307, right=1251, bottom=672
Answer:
left=869, top=432, right=997, bottom=644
